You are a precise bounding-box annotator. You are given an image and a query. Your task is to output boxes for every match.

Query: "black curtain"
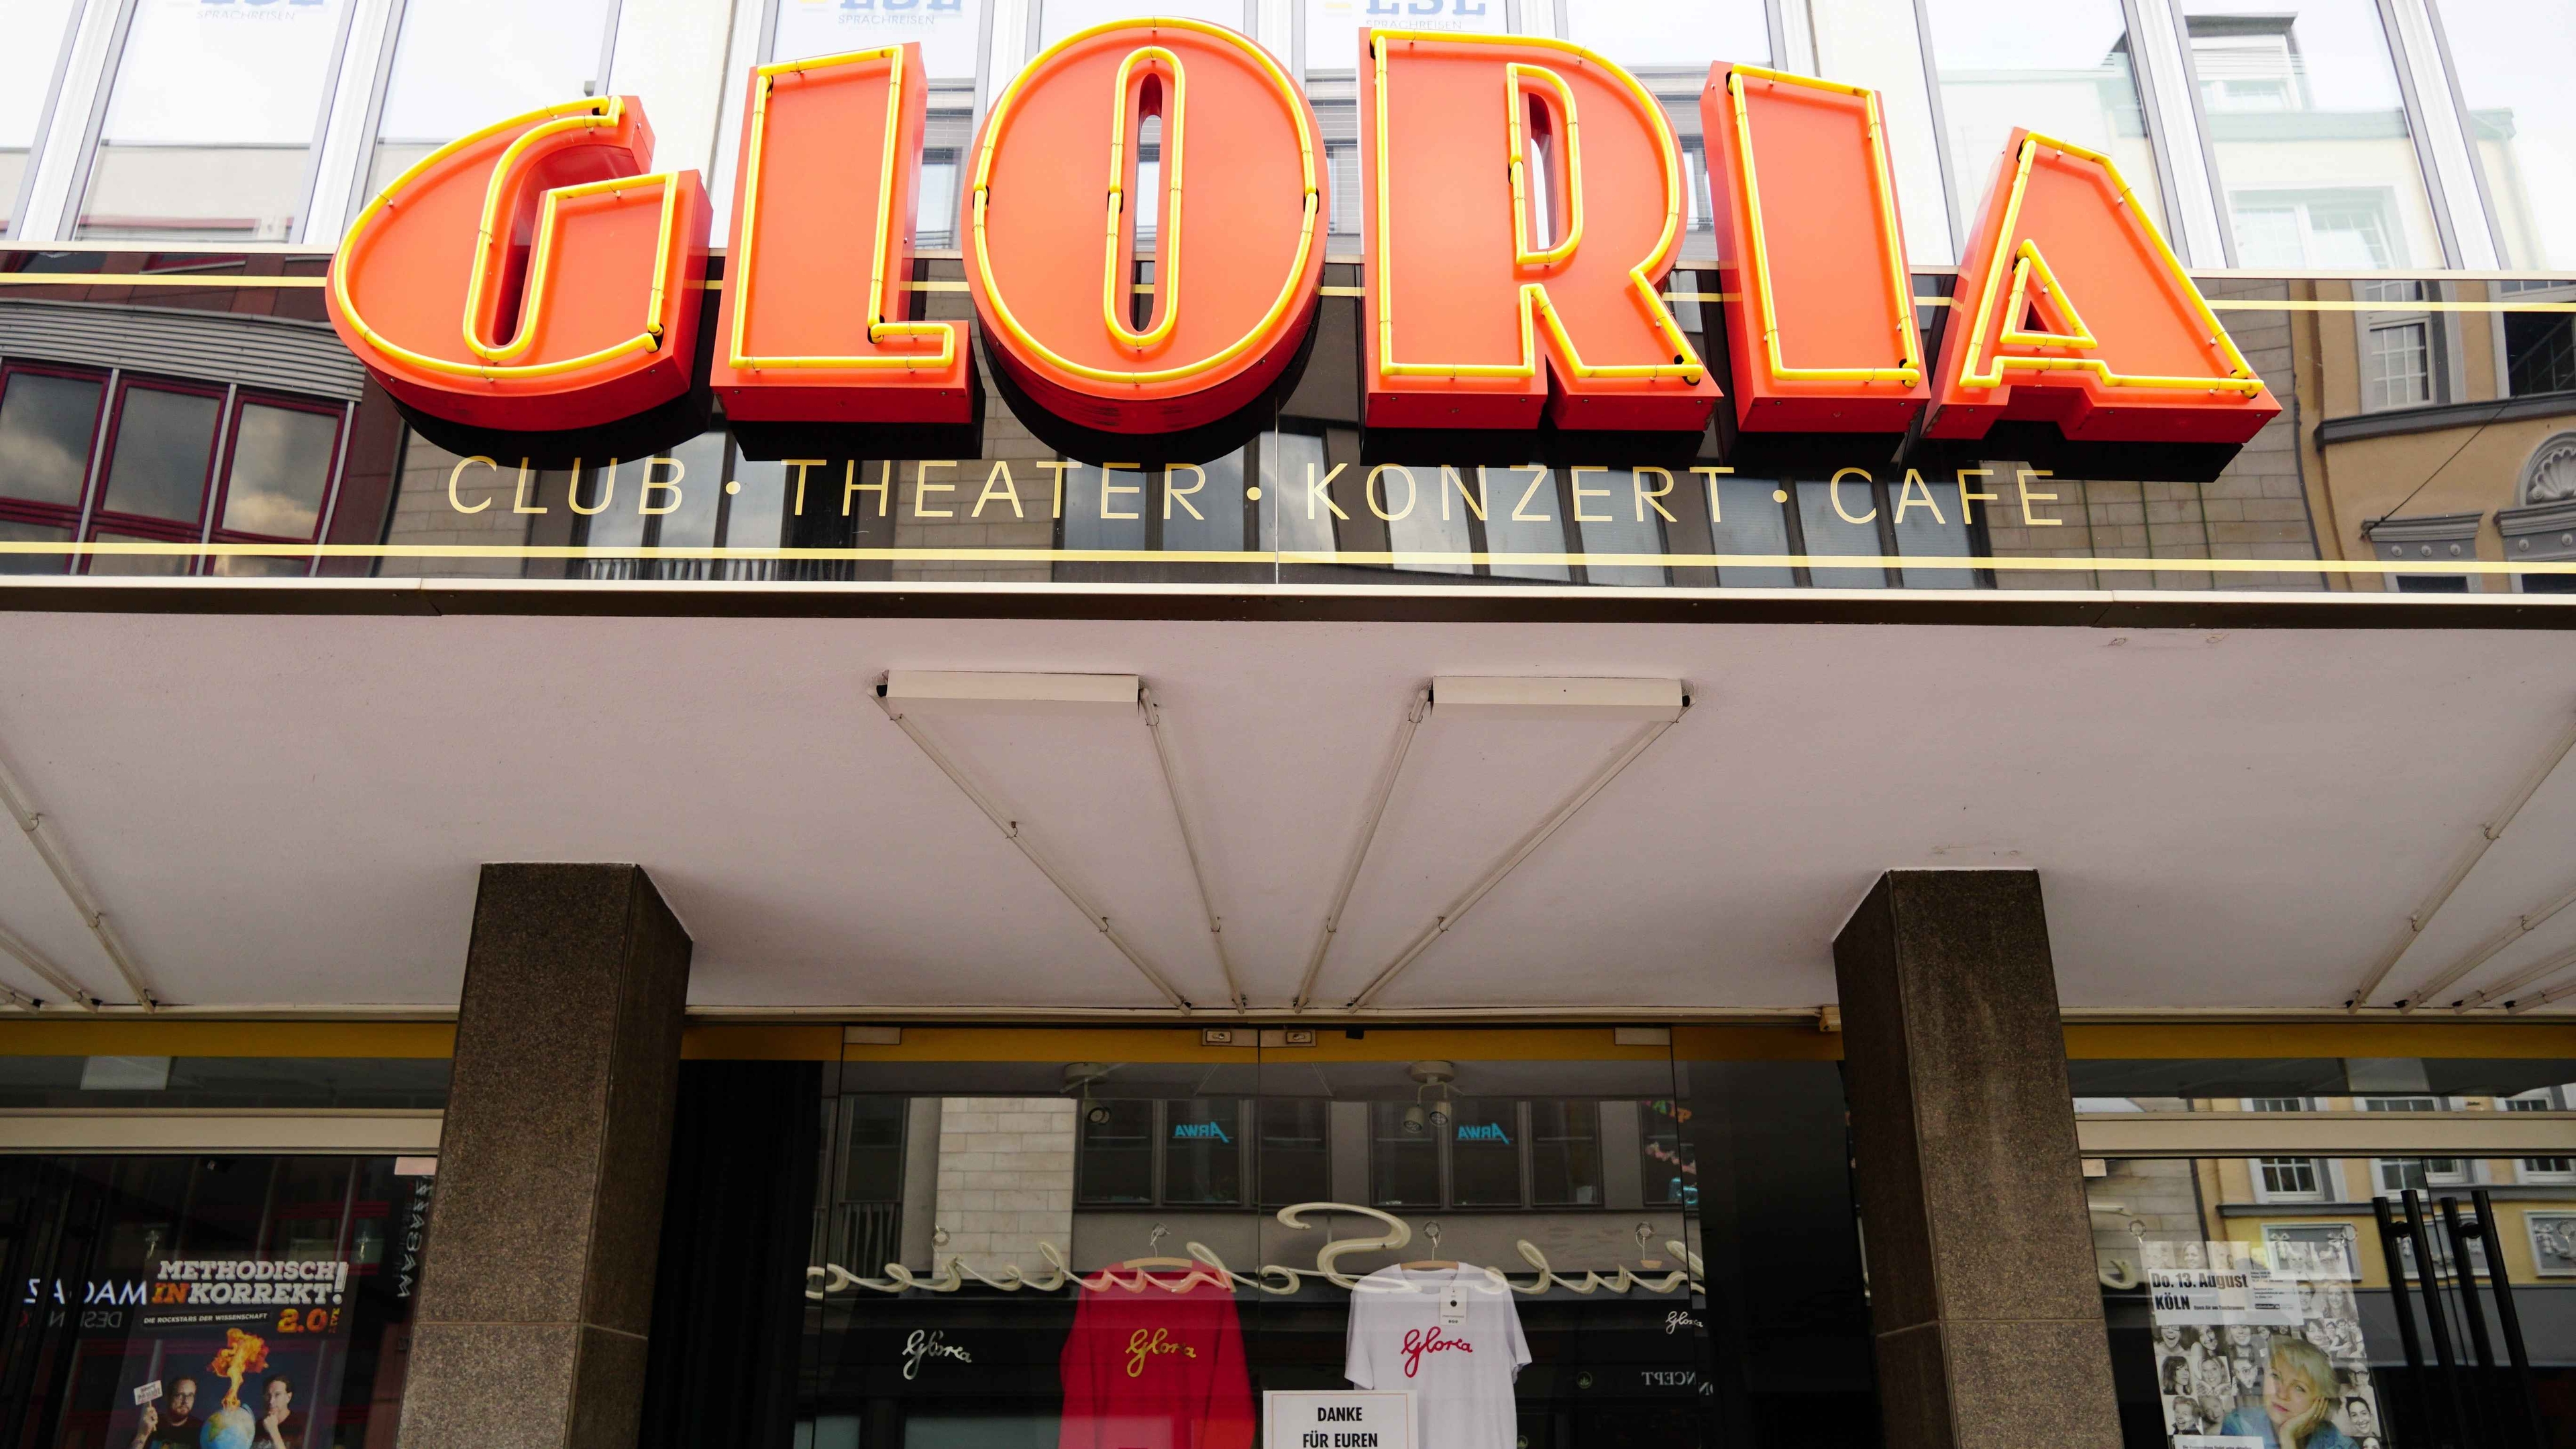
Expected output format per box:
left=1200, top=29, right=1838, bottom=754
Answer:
left=640, top=1059, right=824, bottom=1449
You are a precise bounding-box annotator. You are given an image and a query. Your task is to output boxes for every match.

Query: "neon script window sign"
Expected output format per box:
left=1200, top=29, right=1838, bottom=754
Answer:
left=326, top=27, right=2277, bottom=446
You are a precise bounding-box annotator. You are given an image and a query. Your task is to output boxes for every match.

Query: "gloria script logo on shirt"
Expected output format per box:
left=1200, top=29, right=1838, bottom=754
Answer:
left=1399, top=1327, right=1473, bottom=1379
left=1124, top=1327, right=1199, bottom=1378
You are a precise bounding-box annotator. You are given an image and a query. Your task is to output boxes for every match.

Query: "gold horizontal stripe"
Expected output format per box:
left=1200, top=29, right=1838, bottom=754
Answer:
left=0, top=540, right=2552, bottom=575
left=6, top=274, right=2567, bottom=317
left=681, top=1024, right=843, bottom=1060
left=0, top=1020, right=455, bottom=1057
left=0, top=274, right=326, bottom=288
left=2066, top=1020, right=2576, bottom=1059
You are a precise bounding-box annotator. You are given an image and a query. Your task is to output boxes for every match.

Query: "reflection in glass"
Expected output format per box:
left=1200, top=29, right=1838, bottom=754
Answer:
left=1577, top=472, right=1666, bottom=587
left=1305, top=0, right=1499, bottom=76
left=1041, top=0, right=1240, bottom=48
left=1368, top=1099, right=1440, bottom=1206
left=1164, top=1099, right=1245, bottom=1205
left=78, top=0, right=351, bottom=240
left=100, top=389, right=219, bottom=525
left=841, top=1096, right=908, bottom=1201
left=1566, top=0, right=1765, bottom=72
left=1065, top=463, right=1150, bottom=551
left=1077, top=1099, right=1154, bottom=1204
left=0, top=519, right=70, bottom=576
left=1808, top=0, right=1955, bottom=264
left=368, top=0, right=621, bottom=198
left=1162, top=451, right=1249, bottom=553
left=1258, top=1098, right=1330, bottom=1205
left=0, top=373, right=101, bottom=508
left=1920, top=0, right=2164, bottom=232
left=1892, top=478, right=1976, bottom=587
left=2434, top=0, right=2576, bottom=270
left=221, top=405, right=338, bottom=539
left=0, top=0, right=82, bottom=235
left=2178, top=0, right=2442, bottom=268
left=86, top=531, right=190, bottom=577
left=1265, top=433, right=1330, bottom=556
left=1708, top=478, right=1794, bottom=587
left=1483, top=468, right=1571, bottom=582
left=775, top=0, right=986, bottom=83
left=1451, top=1099, right=1519, bottom=1206
left=1796, top=479, right=1888, bottom=588
left=1382, top=464, right=1471, bottom=576
left=1530, top=1100, right=1602, bottom=1205
left=1640, top=1098, right=1690, bottom=1206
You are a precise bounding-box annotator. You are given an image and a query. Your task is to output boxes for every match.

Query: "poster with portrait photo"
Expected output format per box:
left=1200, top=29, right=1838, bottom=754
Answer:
left=2528, top=1212, right=2576, bottom=1277
left=2145, top=1240, right=2383, bottom=1449
left=69, top=1258, right=354, bottom=1449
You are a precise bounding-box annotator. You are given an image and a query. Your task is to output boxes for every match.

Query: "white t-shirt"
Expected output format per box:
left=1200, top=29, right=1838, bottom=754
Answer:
left=1344, top=1266, right=1531, bottom=1449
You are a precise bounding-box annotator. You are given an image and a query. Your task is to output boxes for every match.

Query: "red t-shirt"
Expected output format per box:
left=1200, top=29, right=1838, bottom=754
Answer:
left=1058, top=1275, right=1254, bottom=1449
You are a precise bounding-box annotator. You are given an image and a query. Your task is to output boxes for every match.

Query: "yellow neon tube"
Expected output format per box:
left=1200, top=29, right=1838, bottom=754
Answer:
left=731, top=46, right=957, bottom=373
left=1369, top=31, right=1701, bottom=386
left=1722, top=66, right=1922, bottom=387
left=971, top=17, right=1320, bottom=388
left=1099, top=47, right=1187, bottom=353
left=334, top=98, right=690, bottom=382
left=1958, top=135, right=2264, bottom=394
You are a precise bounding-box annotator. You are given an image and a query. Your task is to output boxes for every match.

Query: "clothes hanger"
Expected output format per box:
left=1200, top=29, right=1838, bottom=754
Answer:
left=1398, top=1259, right=1460, bottom=1271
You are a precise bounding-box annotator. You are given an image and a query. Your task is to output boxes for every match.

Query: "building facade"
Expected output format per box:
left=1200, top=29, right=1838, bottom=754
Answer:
left=0, top=0, right=2569, bottom=1448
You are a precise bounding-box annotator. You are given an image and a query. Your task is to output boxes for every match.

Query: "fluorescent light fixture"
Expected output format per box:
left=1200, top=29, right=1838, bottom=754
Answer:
left=1432, top=676, right=1686, bottom=722
left=880, top=671, right=1140, bottom=714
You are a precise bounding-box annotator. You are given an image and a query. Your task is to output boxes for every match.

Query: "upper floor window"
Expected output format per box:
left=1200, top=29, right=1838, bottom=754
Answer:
left=1371, top=1099, right=1606, bottom=1210
left=1563, top=0, right=1767, bottom=75
left=363, top=0, right=623, bottom=201
left=2373, top=1157, right=2469, bottom=1193
left=2177, top=0, right=2443, bottom=268
left=2247, top=1097, right=2308, bottom=1112
left=1919, top=0, right=2165, bottom=235
left=1640, top=1098, right=1692, bottom=1207
left=775, top=0, right=985, bottom=85
left=1303, top=0, right=1500, bottom=78
left=0, top=0, right=85, bottom=237
left=2360, top=1095, right=2441, bottom=1112
left=2255, top=1157, right=2324, bottom=1199
left=1076, top=1098, right=1254, bottom=1208
left=1806, top=0, right=1953, bottom=264
left=2429, top=0, right=2576, bottom=271
left=1040, top=0, right=1240, bottom=49
left=0, top=364, right=345, bottom=577
left=77, top=0, right=358, bottom=242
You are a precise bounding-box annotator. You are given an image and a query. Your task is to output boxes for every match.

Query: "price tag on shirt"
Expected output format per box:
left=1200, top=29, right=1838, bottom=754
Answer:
left=1439, top=1286, right=1468, bottom=1328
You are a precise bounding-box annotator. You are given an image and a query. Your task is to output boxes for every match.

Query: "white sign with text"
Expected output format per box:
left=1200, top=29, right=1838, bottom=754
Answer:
left=1265, top=1390, right=1415, bottom=1449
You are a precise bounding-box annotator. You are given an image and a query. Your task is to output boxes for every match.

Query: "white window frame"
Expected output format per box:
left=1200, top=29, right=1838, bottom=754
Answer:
left=2252, top=1155, right=2329, bottom=1202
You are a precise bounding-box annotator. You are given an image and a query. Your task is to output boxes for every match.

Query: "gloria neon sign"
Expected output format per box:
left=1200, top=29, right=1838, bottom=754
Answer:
left=326, top=23, right=2279, bottom=447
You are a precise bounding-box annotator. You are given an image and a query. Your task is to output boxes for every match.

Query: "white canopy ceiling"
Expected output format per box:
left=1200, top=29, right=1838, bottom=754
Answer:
left=0, top=582, right=2571, bottom=1018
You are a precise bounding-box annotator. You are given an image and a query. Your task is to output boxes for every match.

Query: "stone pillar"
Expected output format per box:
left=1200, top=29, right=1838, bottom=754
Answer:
left=1831, top=870, right=2118, bottom=1449
left=402, top=865, right=693, bottom=1449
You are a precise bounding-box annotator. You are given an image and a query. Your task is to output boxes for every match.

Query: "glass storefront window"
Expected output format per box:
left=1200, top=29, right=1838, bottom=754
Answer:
left=0, top=1154, right=433, bottom=1449
left=1919, top=0, right=2165, bottom=233
left=1563, top=0, right=1765, bottom=74
left=1807, top=0, right=1955, bottom=264
left=2176, top=0, right=2443, bottom=269
left=77, top=0, right=355, bottom=241
left=364, top=0, right=621, bottom=200
left=812, top=1032, right=1752, bottom=1449
left=2429, top=0, right=2576, bottom=272
left=0, top=0, right=83, bottom=235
